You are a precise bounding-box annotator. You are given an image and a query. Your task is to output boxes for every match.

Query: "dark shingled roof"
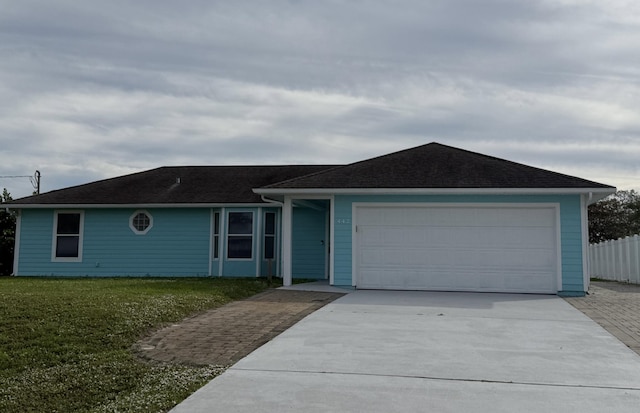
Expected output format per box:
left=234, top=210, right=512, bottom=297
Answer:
left=9, top=142, right=614, bottom=206
left=10, top=165, right=337, bottom=205
left=263, top=142, right=615, bottom=190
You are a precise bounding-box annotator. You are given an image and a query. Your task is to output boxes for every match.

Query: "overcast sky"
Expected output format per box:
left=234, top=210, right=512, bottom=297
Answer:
left=1, top=0, right=639, bottom=199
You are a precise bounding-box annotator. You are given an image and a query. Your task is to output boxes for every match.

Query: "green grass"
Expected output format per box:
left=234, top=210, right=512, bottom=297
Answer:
left=0, top=277, right=271, bottom=413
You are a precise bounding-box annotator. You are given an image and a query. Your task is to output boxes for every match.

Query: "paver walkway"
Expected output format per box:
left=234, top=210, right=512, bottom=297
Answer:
left=134, top=289, right=345, bottom=366
left=564, top=281, right=640, bottom=355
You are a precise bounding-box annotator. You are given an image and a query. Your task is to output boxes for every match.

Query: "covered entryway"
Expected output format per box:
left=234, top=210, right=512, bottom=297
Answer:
left=280, top=197, right=333, bottom=286
left=354, top=204, right=559, bottom=293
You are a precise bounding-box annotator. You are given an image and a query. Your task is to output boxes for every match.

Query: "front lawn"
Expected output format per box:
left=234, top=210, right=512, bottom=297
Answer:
left=0, top=277, right=271, bottom=412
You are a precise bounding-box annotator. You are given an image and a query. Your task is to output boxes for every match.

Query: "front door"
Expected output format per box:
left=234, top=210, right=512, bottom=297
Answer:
left=292, top=203, right=328, bottom=280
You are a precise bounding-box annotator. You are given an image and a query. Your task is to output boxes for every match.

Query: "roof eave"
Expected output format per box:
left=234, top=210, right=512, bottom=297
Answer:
left=9, top=187, right=616, bottom=209
left=254, top=187, right=616, bottom=197
left=7, top=202, right=274, bottom=209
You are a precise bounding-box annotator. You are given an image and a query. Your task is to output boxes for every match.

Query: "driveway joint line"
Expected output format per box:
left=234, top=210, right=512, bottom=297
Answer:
left=229, top=367, right=640, bottom=392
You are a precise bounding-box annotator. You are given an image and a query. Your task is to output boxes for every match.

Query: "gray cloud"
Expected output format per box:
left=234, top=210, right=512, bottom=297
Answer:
left=1, top=0, right=639, bottom=198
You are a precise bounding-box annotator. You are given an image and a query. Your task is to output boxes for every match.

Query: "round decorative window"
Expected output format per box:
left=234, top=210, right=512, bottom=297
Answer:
left=130, top=210, right=153, bottom=234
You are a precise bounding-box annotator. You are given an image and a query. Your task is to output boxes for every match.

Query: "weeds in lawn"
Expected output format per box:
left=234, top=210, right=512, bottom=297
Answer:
left=0, top=277, right=269, bottom=412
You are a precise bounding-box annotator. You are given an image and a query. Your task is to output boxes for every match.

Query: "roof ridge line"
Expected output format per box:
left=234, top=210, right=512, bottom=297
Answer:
left=262, top=142, right=443, bottom=188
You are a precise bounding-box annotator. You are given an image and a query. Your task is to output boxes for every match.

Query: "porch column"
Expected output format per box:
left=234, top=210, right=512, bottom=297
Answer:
left=282, top=196, right=293, bottom=286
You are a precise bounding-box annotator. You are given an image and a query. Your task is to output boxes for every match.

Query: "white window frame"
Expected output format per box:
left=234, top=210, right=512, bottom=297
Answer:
left=129, top=210, right=153, bottom=235
left=227, top=211, right=254, bottom=260
left=51, top=210, right=84, bottom=262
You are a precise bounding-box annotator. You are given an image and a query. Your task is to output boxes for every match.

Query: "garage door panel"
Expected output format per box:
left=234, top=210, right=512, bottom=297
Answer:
left=360, top=207, right=555, bottom=227
left=362, top=226, right=554, bottom=250
left=356, top=206, right=558, bottom=293
left=359, top=227, right=383, bottom=245
left=360, top=267, right=554, bottom=292
left=361, top=246, right=555, bottom=265
left=361, top=248, right=554, bottom=269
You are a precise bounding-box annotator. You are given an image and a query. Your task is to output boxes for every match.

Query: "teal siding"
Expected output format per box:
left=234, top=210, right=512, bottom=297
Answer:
left=292, top=207, right=327, bottom=279
left=222, top=260, right=256, bottom=277
left=332, top=194, right=585, bottom=294
left=17, top=206, right=281, bottom=278
left=17, top=208, right=211, bottom=276
left=559, top=197, right=584, bottom=293
left=16, top=194, right=587, bottom=293
left=15, top=209, right=54, bottom=274
left=334, top=199, right=353, bottom=286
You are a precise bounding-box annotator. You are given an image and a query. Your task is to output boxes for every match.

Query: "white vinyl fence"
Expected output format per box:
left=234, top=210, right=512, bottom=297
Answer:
left=590, top=235, right=640, bottom=284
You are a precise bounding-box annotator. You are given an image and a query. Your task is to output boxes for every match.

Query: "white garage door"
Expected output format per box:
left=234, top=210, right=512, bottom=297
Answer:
left=355, top=205, right=558, bottom=293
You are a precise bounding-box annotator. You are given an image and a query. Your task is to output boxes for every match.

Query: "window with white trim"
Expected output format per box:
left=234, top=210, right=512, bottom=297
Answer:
left=213, top=212, right=220, bottom=259
left=264, top=212, right=276, bottom=260
left=130, top=210, right=153, bottom=235
left=227, top=211, right=253, bottom=259
left=53, top=211, right=84, bottom=261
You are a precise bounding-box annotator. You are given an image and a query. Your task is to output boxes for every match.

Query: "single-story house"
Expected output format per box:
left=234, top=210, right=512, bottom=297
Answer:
left=9, top=142, right=615, bottom=296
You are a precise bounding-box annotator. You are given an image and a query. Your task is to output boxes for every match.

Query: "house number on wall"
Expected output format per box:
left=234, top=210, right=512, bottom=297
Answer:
left=336, top=218, right=351, bottom=224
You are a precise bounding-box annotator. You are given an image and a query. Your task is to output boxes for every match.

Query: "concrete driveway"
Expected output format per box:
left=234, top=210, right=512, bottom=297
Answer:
left=171, top=291, right=640, bottom=412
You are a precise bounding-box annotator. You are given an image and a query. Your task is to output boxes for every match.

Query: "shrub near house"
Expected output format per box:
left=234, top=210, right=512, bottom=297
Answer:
left=0, top=189, right=15, bottom=275
left=588, top=190, right=640, bottom=243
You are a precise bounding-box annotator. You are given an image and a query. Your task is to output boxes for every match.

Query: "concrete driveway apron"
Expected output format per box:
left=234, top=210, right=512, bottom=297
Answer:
left=171, top=291, right=640, bottom=413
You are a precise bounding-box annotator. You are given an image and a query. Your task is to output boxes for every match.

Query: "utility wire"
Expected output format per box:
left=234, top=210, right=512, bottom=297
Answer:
left=0, top=171, right=41, bottom=194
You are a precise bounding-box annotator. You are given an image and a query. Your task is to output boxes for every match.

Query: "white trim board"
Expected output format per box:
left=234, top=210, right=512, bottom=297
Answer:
left=581, top=194, right=590, bottom=292
left=255, top=187, right=614, bottom=199
left=8, top=203, right=275, bottom=209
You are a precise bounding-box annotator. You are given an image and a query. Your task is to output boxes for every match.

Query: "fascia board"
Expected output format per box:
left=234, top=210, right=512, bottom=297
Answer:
left=6, top=203, right=275, bottom=209
left=254, top=187, right=616, bottom=197
left=9, top=188, right=616, bottom=209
